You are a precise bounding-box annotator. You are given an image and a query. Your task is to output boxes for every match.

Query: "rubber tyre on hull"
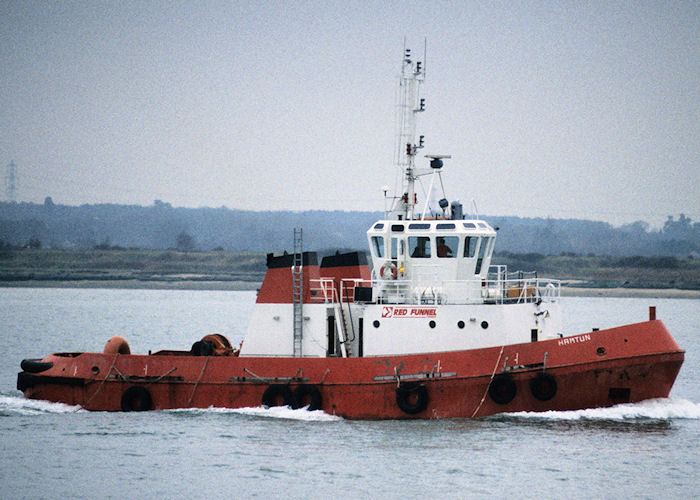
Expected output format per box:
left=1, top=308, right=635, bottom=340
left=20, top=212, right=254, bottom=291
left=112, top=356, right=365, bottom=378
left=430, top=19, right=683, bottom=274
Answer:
left=20, top=359, right=54, bottom=373
left=292, top=384, right=322, bottom=411
left=395, top=381, right=429, bottom=414
left=261, top=384, right=293, bottom=408
left=121, top=386, right=153, bottom=411
left=488, top=374, right=517, bottom=405
left=530, top=372, right=557, bottom=401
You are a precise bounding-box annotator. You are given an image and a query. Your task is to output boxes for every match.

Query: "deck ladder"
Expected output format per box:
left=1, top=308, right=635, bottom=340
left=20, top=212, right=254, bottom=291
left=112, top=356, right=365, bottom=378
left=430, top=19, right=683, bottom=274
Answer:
left=292, top=228, right=304, bottom=357
left=333, top=302, right=349, bottom=358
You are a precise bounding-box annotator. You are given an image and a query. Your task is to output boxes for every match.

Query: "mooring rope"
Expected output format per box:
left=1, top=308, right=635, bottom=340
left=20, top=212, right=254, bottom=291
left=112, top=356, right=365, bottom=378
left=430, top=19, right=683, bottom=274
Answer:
left=186, top=356, right=210, bottom=407
left=79, top=353, right=120, bottom=412
left=470, top=345, right=505, bottom=418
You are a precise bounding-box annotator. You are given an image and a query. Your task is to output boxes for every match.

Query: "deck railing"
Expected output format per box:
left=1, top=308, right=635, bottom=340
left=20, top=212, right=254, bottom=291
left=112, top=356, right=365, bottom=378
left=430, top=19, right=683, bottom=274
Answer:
left=309, top=266, right=559, bottom=306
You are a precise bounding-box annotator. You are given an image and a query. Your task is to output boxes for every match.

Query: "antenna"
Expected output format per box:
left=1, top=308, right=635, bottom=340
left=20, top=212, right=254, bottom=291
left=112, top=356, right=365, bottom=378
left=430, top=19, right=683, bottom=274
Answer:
left=391, top=43, right=427, bottom=220
left=5, top=161, right=17, bottom=202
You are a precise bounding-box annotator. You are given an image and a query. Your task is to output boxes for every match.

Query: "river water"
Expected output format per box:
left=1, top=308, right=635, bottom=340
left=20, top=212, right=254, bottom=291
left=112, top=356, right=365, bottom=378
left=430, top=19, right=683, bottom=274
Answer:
left=1, top=288, right=698, bottom=499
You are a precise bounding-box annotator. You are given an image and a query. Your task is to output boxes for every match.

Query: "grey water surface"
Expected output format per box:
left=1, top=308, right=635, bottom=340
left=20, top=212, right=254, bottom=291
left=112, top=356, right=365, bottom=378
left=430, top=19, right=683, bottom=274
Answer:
left=1, top=288, right=698, bottom=499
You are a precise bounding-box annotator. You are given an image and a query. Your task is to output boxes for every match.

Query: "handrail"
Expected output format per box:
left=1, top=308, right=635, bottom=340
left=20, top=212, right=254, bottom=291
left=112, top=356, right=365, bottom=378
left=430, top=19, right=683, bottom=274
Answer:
left=310, top=275, right=560, bottom=306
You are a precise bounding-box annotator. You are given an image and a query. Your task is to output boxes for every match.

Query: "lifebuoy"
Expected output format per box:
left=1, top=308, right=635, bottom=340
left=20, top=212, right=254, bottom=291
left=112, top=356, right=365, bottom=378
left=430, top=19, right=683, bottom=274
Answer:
left=530, top=372, right=557, bottom=401
left=380, top=261, right=398, bottom=279
left=104, top=336, right=130, bottom=355
left=20, top=358, right=53, bottom=373
left=121, top=386, right=153, bottom=411
left=262, top=384, right=292, bottom=408
left=292, top=384, right=322, bottom=411
left=488, top=373, right=516, bottom=405
left=395, top=381, right=428, bottom=414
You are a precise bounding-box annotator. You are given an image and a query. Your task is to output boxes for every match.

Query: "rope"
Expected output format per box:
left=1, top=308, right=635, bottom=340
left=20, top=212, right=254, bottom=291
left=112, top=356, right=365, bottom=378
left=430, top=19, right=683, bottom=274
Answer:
left=148, top=367, right=177, bottom=383
left=79, top=353, right=120, bottom=412
left=470, top=345, right=504, bottom=418
left=186, top=357, right=209, bottom=407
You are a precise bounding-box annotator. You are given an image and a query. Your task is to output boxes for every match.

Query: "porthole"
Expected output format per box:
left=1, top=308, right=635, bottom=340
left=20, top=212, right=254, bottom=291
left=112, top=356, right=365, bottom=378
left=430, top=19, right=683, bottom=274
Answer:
left=481, top=321, right=489, bottom=329
left=91, top=366, right=100, bottom=375
left=596, top=347, right=606, bottom=356
left=373, top=320, right=380, bottom=328
left=457, top=320, right=465, bottom=329
left=429, top=320, right=436, bottom=329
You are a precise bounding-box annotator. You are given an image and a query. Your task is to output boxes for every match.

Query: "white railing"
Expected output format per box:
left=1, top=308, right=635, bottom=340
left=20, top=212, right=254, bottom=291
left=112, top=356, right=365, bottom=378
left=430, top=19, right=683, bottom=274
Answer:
left=372, top=277, right=559, bottom=305
left=309, top=277, right=559, bottom=306
left=309, top=278, right=372, bottom=304
left=310, top=266, right=560, bottom=306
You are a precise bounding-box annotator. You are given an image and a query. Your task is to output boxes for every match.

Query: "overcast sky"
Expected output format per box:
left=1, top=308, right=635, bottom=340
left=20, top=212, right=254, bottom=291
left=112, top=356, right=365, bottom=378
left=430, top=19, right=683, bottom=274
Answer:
left=1, top=1, right=698, bottom=227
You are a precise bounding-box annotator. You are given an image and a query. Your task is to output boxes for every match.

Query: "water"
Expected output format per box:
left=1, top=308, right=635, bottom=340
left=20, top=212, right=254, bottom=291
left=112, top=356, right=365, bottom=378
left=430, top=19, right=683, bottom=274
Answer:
left=1, top=289, right=698, bottom=499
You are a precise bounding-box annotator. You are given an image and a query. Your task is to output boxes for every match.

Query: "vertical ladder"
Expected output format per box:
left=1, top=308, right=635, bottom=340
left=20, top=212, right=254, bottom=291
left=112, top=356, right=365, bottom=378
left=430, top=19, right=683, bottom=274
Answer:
left=333, top=303, right=349, bottom=358
left=292, top=228, right=303, bottom=357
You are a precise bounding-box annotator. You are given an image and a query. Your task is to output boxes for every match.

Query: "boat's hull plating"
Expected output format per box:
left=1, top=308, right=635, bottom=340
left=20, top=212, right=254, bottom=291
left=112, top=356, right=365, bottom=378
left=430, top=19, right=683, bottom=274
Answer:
left=17, top=320, right=683, bottom=419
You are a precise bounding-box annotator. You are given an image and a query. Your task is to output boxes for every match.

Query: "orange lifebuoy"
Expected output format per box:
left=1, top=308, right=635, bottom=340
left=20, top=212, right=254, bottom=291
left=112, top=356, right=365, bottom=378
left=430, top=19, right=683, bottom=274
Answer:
left=104, top=335, right=131, bottom=355
left=380, top=261, right=398, bottom=279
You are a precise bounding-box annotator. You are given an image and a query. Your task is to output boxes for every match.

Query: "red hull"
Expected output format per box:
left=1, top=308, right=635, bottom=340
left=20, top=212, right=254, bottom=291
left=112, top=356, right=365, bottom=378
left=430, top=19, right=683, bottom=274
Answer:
left=18, top=320, right=683, bottom=419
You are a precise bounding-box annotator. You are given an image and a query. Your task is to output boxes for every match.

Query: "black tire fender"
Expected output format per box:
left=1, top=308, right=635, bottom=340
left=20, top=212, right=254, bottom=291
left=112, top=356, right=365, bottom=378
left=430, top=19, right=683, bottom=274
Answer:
left=488, top=373, right=517, bottom=405
left=530, top=372, right=557, bottom=401
left=292, top=384, right=322, bottom=411
left=20, top=359, right=54, bottom=373
left=395, top=381, right=428, bottom=414
left=261, top=384, right=292, bottom=408
left=121, top=386, right=153, bottom=411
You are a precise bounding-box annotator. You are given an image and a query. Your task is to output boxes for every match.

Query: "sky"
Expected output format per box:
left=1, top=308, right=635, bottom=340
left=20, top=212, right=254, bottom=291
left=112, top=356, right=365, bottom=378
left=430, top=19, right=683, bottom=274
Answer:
left=1, top=1, right=698, bottom=227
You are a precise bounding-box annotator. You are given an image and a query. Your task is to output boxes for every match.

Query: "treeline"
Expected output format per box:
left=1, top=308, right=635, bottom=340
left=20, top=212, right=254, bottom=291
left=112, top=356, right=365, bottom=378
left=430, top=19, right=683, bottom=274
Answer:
left=0, top=198, right=698, bottom=257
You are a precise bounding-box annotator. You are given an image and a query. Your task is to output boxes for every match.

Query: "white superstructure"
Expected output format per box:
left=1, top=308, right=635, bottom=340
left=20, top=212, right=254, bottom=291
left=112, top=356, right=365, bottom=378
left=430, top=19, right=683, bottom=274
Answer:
left=240, top=47, right=562, bottom=359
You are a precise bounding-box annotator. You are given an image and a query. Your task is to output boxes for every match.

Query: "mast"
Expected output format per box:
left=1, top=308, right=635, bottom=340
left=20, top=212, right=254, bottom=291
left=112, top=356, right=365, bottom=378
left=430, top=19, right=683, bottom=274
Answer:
left=392, top=47, right=425, bottom=220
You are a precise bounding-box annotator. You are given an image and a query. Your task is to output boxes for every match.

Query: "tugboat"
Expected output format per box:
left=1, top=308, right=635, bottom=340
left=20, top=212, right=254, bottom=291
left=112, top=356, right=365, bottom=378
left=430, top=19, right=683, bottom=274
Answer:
left=17, top=49, right=684, bottom=418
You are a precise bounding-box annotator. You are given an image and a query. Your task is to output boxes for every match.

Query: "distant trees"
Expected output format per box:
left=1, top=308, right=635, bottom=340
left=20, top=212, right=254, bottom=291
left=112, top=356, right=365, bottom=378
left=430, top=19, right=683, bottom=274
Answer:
left=27, top=238, right=42, bottom=249
left=176, top=231, right=196, bottom=251
left=0, top=199, right=698, bottom=257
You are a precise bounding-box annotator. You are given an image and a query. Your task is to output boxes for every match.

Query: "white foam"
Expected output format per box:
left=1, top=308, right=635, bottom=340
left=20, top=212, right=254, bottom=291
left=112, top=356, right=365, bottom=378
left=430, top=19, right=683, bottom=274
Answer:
left=504, top=398, right=700, bottom=421
left=233, top=405, right=344, bottom=421
left=0, top=395, right=83, bottom=415
left=167, top=405, right=343, bottom=421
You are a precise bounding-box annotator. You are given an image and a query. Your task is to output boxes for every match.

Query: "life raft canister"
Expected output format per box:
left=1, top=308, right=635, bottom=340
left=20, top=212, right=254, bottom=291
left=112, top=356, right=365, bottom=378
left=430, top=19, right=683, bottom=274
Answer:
left=488, top=373, right=517, bottom=405
left=395, top=381, right=429, bottom=414
left=104, top=336, right=131, bottom=355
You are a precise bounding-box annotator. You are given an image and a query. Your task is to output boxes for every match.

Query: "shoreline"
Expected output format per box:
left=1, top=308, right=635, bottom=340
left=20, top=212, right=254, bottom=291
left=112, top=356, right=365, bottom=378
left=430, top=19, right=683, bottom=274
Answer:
left=1, top=279, right=698, bottom=299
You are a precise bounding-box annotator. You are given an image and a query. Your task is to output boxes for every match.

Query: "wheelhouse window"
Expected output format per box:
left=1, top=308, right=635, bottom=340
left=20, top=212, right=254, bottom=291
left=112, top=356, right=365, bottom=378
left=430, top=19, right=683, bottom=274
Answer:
left=464, top=236, right=478, bottom=258
left=437, top=236, right=458, bottom=258
left=409, top=236, right=431, bottom=258
left=371, top=236, right=384, bottom=258
left=391, top=238, right=405, bottom=259
left=475, top=236, right=493, bottom=274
